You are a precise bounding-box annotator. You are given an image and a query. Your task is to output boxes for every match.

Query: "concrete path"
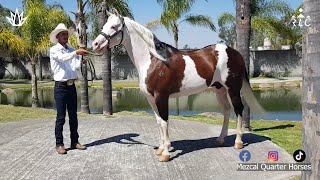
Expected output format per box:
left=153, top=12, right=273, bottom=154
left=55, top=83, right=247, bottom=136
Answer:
left=0, top=116, right=300, bottom=180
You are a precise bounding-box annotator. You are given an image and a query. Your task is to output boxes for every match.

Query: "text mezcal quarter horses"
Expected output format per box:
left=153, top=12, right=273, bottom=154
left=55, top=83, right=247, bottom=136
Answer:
left=92, top=10, right=263, bottom=162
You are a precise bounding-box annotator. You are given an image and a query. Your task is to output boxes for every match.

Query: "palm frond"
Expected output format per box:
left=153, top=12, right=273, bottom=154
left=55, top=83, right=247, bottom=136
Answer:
left=254, top=0, right=292, bottom=17
left=0, top=29, right=27, bottom=56
left=252, top=17, right=301, bottom=46
left=217, top=12, right=235, bottom=27
left=182, top=14, right=216, bottom=31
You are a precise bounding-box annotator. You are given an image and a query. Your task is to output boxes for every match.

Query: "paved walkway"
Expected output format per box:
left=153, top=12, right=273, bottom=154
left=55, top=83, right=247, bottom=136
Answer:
left=0, top=116, right=300, bottom=180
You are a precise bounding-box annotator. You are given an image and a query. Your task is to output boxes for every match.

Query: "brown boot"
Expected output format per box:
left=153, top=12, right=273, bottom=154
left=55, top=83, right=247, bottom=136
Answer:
left=71, top=143, right=87, bottom=150
left=56, top=146, right=67, bottom=154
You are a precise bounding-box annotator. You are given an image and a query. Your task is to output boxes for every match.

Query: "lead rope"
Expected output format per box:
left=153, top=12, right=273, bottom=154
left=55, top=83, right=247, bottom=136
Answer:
left=80, top=54, right=97, bottom=87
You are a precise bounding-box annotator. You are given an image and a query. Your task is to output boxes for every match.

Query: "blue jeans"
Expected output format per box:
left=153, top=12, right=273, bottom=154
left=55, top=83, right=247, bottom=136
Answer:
left=54, top=82, right=79, bottom=146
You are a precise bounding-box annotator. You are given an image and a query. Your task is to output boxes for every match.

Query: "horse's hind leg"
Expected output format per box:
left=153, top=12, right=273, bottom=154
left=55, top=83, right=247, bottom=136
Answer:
left=214, top=86, right=231, bottom=146
left=228, top=88, right=244, bottom=149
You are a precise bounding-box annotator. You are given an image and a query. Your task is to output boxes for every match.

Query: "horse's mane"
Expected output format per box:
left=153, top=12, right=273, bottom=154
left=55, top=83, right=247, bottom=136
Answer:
left=125, top=17, right=170, bottom=62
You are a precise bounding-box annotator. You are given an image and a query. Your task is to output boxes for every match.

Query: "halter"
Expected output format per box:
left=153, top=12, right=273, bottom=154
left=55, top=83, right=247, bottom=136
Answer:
left=99, top=16, right=125, bottom=47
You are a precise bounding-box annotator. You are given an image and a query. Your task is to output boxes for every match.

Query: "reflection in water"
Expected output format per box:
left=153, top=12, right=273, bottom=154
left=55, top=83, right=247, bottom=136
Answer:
left=0, top=88, right=302, bottom=120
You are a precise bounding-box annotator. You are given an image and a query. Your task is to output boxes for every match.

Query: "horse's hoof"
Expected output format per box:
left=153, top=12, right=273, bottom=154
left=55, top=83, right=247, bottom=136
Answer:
left=159, top=154, right=170, bottom=162
left=155, top=148, right=164, bottom=156
left=216, top=138, right=224, bottom=146
left=234, top=142, right=243, bottom=149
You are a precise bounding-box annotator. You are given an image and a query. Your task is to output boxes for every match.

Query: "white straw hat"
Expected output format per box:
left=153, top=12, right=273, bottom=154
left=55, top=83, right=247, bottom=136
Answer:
left=49, top=23, right=73, bottom=44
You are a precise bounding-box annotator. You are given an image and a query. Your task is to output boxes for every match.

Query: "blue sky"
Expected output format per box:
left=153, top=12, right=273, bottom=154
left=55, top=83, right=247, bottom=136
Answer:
left=1, top=0, right=302, bottom=48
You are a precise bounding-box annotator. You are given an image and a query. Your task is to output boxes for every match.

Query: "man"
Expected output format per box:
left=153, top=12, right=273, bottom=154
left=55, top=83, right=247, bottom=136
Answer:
left=49, top=23, right=89, bottom=154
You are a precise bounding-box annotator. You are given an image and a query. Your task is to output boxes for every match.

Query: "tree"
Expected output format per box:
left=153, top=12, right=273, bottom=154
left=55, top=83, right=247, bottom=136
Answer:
left=72, top=0, right=90, bottom=114
left=147, top=0, right=215, bottom=48
left=219, top=0, right=294, bottom=49
left=89, top=0, right=133, bottom=115
left=21, top=0, right=71, bottom=107
left=302, top=0, right=320, bottom=179
left=236, top=0, right=252, bottom=130
left=218, top=12, right=236, bottom=47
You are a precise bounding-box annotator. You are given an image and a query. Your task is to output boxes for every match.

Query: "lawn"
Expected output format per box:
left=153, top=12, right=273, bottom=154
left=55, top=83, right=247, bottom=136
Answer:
left=0, top=80, right=139, bottom=90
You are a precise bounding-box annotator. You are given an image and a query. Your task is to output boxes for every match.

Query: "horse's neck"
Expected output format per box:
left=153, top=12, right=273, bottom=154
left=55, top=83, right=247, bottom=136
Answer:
left=122, top=18, right=151, bottom=82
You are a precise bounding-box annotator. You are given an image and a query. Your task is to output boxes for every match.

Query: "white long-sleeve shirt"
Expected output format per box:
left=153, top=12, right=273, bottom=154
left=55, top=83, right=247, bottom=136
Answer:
left=50, top=43, right=81, bottom=81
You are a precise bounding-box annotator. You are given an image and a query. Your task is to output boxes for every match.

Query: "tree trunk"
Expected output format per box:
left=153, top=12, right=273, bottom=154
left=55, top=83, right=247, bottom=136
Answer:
left=76, top=0, right=90, bottom=114
left=79, top=55, right=90, bottom=114
left=236, top=0, right=251, bottom=131
left=38, top=54, right=42, bottom=81
left=302, top=0, right=320, bottom=179
left=174, top=29, right=180, bottom=115
left=98, top=2, right=112, bottom=115
left=31, top=61, right=40, bottom=108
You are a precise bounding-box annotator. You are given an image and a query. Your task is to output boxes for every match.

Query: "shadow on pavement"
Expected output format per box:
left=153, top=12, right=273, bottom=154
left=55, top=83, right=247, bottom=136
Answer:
left=169, top=133, right=270, bottom=161
left=83, top=133, right=156, bottom=148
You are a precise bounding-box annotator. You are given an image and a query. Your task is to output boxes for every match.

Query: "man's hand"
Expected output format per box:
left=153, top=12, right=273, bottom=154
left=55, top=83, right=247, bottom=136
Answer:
left=76, top=48, right=89, bottom=56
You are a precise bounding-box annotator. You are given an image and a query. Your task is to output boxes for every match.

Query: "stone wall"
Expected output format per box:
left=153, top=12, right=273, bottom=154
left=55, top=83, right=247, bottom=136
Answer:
left=250, top=49, right=301, bottom=77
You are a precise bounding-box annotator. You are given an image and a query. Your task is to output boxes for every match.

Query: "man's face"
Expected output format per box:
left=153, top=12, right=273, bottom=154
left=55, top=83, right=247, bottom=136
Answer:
left=56, top=31, right=69, bottom=44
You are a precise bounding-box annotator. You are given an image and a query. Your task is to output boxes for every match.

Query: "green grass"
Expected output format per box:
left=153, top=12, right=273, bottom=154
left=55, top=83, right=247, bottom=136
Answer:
left=0, top=80, right=139, bottom=90
left=0, top=105, right=56, bottom=122
left=90, top=81, right=139, bottom=89
left=0, top=105, right=90, bottom=123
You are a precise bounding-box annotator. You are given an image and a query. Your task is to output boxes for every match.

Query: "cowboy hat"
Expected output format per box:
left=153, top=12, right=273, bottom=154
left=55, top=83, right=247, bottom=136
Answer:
left=49, top=23, right=73, bottom=44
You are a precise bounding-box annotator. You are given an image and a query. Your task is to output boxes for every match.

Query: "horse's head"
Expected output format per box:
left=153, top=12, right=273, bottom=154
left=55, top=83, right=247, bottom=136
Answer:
left=92, top=9, right=125, bottom=54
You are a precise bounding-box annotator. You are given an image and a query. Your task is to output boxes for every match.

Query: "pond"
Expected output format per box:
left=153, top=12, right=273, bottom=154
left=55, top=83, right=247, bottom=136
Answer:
left=0, top=87, right=302, bottom=121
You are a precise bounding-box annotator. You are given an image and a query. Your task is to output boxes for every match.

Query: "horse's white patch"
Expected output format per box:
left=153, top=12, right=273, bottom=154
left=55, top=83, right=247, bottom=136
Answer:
left=171, top=55, right=207, bottom=97
left=139, top=56, right=152, bottom=95
left=212, top=44, right=229, bottom=85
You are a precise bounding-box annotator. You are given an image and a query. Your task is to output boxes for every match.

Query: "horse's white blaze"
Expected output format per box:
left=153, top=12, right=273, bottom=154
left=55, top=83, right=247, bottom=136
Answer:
left=212, top=44, right=229, bottom=85
left=170, top=55, right=207, bottom=98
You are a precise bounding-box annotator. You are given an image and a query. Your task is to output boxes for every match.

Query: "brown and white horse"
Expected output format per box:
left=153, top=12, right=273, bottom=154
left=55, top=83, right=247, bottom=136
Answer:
left=92, top=10, right=263, bottom=162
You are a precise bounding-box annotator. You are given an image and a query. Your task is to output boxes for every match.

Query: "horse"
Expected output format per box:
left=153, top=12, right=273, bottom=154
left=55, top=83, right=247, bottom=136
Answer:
left=92, top=9, right=263, bottom=162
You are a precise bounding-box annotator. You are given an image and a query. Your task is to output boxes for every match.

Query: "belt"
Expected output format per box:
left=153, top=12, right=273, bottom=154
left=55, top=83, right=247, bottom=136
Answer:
left=55, top=79, right=75, bottom=86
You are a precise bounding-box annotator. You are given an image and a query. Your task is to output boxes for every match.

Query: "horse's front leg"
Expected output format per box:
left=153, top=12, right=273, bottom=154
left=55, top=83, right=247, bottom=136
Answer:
left=154, top=93, right=171, bottom=162
left=146, top=97, right=166, bottom=157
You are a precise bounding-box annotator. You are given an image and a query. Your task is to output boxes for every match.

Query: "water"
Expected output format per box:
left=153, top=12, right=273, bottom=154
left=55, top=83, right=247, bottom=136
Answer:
left=0, top=87, right=302, bottom=121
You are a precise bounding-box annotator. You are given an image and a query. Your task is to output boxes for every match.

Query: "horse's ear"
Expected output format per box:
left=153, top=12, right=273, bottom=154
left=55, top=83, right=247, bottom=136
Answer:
left=112, top=8, right=120, bottom=16
left=106, top=9, right=112, bottom=17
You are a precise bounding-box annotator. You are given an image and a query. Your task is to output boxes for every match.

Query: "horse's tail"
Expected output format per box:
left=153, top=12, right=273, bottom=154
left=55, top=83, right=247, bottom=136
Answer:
left=240, top=68, right=265, bottom=115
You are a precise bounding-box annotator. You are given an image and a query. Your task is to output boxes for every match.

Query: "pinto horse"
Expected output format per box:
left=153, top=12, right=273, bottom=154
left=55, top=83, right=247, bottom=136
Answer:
left=92, top=10, right=263, bottom=162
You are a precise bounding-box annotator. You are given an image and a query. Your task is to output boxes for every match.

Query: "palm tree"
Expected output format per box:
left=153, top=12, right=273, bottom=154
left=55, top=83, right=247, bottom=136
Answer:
left=147, top=0, right=215, bottom=115
left=71, top=0, right=90, bottom=114
left=147, top=0, right=215, bottom=49
left=89, top=0, right=133, bottom=115
left=231, top=0, right=293, bottom=130
left=21, top=0, right=71, bottom=107
left=217, top=12, right=236, bottom=47
left=236, top=0, right=252, bottom=131
left=219, top=0, right=294, bottom=49
left=302, top=0, right=320, bottom=179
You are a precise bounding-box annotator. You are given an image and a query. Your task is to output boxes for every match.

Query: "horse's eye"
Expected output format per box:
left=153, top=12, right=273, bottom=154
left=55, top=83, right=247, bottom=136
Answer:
left=111, top=26, right=117, bottom=30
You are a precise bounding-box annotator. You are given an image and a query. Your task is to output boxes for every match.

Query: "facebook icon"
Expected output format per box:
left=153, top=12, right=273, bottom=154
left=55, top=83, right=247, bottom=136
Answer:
left=239, top=150, right=251, bottom=162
